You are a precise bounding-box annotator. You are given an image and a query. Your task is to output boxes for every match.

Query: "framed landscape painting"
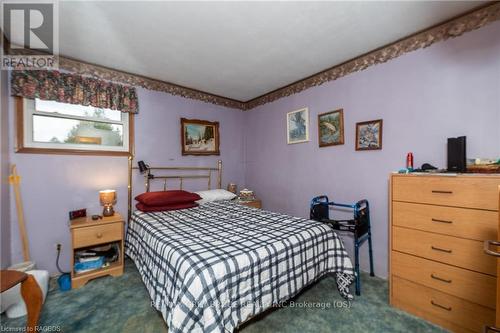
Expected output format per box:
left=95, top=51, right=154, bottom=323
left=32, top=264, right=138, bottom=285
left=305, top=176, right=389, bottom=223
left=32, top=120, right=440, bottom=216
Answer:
left=181, top=118, right=220, bottom=155
left=287, top=108, right=309, bottom=144
left=318, top=109, right=344, bottom=147
left=355, top=119, right=383, bottom=151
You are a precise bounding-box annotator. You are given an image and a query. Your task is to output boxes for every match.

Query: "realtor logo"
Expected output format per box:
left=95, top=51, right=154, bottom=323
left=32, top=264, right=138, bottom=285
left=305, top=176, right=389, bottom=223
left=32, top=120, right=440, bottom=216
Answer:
left=1, top=1, right=59, bottom=70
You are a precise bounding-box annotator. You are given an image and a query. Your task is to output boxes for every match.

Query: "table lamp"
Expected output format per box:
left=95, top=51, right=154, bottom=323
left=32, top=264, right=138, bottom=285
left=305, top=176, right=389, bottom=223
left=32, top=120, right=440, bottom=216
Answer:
left=99, top=190, right=116, bottom=217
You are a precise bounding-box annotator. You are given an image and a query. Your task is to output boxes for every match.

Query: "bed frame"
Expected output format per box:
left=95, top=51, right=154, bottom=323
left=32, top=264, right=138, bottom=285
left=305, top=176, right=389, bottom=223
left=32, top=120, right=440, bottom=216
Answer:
left=126, top=158, right=329, bottom=330
left=126, top=158, right=290, bottom=330
left=127, top=158, right=222, bottom=220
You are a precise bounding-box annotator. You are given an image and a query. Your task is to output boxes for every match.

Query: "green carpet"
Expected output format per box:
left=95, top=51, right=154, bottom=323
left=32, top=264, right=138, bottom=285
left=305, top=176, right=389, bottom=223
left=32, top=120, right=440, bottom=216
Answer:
left=1, top=260, right=445, bottom=333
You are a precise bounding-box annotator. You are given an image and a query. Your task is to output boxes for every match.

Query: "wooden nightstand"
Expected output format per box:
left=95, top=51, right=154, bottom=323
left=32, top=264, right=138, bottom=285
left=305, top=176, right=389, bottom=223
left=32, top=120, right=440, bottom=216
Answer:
left=235, top=199, right=262, bottom=209
left=70, top=213, right=124, bottom=289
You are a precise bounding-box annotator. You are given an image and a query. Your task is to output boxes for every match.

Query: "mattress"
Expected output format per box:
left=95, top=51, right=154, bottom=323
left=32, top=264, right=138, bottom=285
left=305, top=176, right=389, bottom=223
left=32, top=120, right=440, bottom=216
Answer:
left=125, top=200, right=354, bottom=333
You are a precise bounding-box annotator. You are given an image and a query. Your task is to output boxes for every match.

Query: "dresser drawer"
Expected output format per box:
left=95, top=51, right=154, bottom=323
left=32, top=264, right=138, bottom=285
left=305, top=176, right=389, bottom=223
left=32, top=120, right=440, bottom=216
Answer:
left=393, top=202, right=497, bottom=241
left=392, top=227, right=496, bottom=276
left=392, top=175, right=500, bottom=210
left=72, top=222, right=122, bottom=248
left=391, top=251, right=496, bottom=309
left=392, top=276, right=495, bottom=333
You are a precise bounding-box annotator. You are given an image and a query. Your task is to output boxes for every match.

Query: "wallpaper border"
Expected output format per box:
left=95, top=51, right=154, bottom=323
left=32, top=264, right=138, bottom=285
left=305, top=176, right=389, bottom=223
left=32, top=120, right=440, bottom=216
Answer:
left=59, top=57, right=247, bottom=110
left=245, top=2, right=500, bottom=109
left=51, top=2, right=500, bottom=111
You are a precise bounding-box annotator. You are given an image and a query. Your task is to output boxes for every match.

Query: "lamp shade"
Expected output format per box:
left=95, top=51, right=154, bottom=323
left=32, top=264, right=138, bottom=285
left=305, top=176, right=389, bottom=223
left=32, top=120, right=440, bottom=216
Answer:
left=99, top=190, right=116, bottom=205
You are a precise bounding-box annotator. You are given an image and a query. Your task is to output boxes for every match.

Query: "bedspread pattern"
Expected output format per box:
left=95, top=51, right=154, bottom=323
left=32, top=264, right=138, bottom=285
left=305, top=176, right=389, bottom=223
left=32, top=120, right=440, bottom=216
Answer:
left=125, top=201, right=354, bottom=333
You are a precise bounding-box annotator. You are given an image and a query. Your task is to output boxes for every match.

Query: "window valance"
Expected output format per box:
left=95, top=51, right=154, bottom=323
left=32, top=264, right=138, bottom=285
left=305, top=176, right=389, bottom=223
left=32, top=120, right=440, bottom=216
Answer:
left=11, top=70, right=139, bottom=114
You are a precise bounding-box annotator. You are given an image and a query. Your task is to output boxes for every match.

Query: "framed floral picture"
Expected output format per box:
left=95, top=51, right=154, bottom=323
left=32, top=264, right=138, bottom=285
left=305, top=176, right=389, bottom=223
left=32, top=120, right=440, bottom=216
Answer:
left=318, top=109, right=344, bottom=147
left=287, top=108, right=309, bottom=144
left=355, top=119, right=383, bottom=151
left=181, top=118, right=220, bottom=155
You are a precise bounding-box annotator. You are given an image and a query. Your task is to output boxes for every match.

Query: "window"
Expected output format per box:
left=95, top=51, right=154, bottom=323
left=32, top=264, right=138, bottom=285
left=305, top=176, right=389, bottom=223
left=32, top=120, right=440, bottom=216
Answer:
left=17, top=97, right=133, bottom=155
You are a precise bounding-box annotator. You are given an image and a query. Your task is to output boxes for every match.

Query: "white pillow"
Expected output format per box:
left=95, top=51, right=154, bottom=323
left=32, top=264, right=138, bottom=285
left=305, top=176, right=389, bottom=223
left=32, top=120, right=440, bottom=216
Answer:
left=195, top=189, right=237, bottom=204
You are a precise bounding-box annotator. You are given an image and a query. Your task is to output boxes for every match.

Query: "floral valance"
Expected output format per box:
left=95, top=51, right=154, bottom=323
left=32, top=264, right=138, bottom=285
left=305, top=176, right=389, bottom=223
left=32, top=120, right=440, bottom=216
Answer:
left=11, top=70, right=139, bottom=113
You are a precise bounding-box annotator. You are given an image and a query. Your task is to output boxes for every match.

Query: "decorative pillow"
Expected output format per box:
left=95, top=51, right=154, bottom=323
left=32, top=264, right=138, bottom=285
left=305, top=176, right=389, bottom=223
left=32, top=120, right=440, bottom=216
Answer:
left=194, top=189, right=237, bottom=204
left=135, top=190, right=201, bottom=206
left=136, top=202, right=198, bottom=212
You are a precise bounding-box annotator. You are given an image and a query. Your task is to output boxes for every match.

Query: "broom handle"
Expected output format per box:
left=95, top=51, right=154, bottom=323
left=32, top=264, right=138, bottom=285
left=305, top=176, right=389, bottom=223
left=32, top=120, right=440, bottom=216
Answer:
left=9, top=165, right=30, bottom=262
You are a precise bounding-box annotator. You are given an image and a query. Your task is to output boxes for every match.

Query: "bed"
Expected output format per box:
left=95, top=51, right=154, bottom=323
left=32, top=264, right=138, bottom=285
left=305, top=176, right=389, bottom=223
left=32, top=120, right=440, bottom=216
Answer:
left=125, top=160, right=355, bottom=333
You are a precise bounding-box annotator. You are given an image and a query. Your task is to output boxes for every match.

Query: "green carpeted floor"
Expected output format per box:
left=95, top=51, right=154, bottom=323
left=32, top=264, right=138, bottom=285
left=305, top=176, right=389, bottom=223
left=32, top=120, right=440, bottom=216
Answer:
left=1, top=260, right=445, bottom=333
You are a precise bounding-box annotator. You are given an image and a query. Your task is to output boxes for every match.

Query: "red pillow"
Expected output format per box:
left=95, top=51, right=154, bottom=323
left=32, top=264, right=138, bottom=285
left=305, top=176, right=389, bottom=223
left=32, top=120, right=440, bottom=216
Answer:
left=135, top=190, right=201, bottom=206
left=136, top=202, right=198, bottom=212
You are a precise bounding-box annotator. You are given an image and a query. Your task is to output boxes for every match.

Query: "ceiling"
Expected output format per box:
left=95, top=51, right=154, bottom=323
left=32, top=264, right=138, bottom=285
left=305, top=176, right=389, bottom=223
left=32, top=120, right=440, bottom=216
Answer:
left=57, top=1, right=485, bottom=101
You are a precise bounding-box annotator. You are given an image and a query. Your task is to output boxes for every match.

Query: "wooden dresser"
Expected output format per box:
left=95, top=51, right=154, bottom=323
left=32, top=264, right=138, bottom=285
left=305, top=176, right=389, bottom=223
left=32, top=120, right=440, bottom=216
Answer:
left=390, top=173, right=499, bottom=333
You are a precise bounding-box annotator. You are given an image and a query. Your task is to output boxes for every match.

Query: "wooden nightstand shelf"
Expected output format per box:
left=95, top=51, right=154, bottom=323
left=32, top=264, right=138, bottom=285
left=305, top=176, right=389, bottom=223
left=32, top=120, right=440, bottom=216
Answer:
left=70, top=213, right=124, bottom=289
left=235, top=199, right=262, bottom=209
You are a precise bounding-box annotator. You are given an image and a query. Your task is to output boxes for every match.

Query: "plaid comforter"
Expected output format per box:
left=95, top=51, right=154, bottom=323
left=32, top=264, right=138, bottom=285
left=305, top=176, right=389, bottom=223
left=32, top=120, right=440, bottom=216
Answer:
left=125, top=201, right=354, bottom=333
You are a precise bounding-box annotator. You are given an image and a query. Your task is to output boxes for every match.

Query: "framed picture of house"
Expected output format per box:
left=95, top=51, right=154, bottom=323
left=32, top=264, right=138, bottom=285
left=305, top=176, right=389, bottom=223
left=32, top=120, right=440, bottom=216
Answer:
left=287, top=108, right=309, bottom=144
left=355, top=119, right=383, bottom=151
left=181, top=118, right=220, bottom=155
left=318, top=109, right=344, bottom=147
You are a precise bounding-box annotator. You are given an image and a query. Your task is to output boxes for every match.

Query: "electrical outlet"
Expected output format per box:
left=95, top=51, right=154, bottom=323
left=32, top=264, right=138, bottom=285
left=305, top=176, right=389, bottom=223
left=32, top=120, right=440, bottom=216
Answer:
left=56, top=243, right=62, bottom=251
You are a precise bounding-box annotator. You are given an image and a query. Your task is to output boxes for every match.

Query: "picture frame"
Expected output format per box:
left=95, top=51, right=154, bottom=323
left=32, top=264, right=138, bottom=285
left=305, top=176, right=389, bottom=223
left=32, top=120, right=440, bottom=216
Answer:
left=355, top=119, right=383, bottom=151
left=318, top=109, right=344, bottom=147
left=287, top=107, right=309, bottom=144
left=181, top=118, right=220, bottom=155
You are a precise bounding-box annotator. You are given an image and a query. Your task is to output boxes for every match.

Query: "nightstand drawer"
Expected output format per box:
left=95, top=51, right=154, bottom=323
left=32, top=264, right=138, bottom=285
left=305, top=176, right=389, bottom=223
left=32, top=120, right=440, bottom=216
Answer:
left=242, top=200, right=261, bottom=209
left=73, top=223, right=122, bottom=248
left=237, top=200, right=262, bottom=209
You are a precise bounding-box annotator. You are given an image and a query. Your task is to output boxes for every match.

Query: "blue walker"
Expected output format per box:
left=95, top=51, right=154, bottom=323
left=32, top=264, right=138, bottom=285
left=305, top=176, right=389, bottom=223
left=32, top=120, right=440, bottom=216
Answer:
left=310, top=195, right=375, bottom=296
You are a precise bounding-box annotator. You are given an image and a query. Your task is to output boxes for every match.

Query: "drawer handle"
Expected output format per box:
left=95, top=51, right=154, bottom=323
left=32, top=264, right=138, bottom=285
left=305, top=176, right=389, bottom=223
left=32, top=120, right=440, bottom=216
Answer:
left=484, top=240, right=500, bottom=257
left=430, top=274, right=452, bottom=284
left=431, top=245, right=452, bottom=253
left=484, top=326, right=500, bottom=333
left=431, top=190, right=453, bottom=194
left=96, top=232, right=103, bottom=238
left=431, top=218, right=453, bottom=224
left=431, top=300, right=452, bottom=311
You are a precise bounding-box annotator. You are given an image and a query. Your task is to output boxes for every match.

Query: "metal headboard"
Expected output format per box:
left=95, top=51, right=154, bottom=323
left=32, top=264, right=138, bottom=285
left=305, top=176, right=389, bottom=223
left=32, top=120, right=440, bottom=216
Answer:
left=127, top=159, right=222, bottom=220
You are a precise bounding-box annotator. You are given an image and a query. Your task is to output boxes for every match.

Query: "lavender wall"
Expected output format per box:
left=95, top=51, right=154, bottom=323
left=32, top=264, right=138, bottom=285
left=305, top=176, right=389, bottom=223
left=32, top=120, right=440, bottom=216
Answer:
left=1, top=69, right=11, bottom=269
left=7, top=87, right=244, bottom=274
left=131, top=88, right=245, bottom=197
left=244, top=21, right=500, bottom=278
left=5, top=21, right=500, bottom=277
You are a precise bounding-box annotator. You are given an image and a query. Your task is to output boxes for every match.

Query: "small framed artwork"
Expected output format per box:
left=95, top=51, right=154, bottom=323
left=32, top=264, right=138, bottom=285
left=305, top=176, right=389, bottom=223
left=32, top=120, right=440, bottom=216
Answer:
left=318, top=109, right=344, bottom=147
left=355, top=119, right=383, bottom=151
left=181, top=118, right=220, bottom=155
left=287, top=107, right=309, bottom=144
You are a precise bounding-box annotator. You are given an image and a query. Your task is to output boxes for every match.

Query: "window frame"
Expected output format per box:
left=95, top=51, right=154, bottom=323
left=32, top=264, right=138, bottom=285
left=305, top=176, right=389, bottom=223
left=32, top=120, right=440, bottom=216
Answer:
left=15, top=97, right=134, bottom=156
